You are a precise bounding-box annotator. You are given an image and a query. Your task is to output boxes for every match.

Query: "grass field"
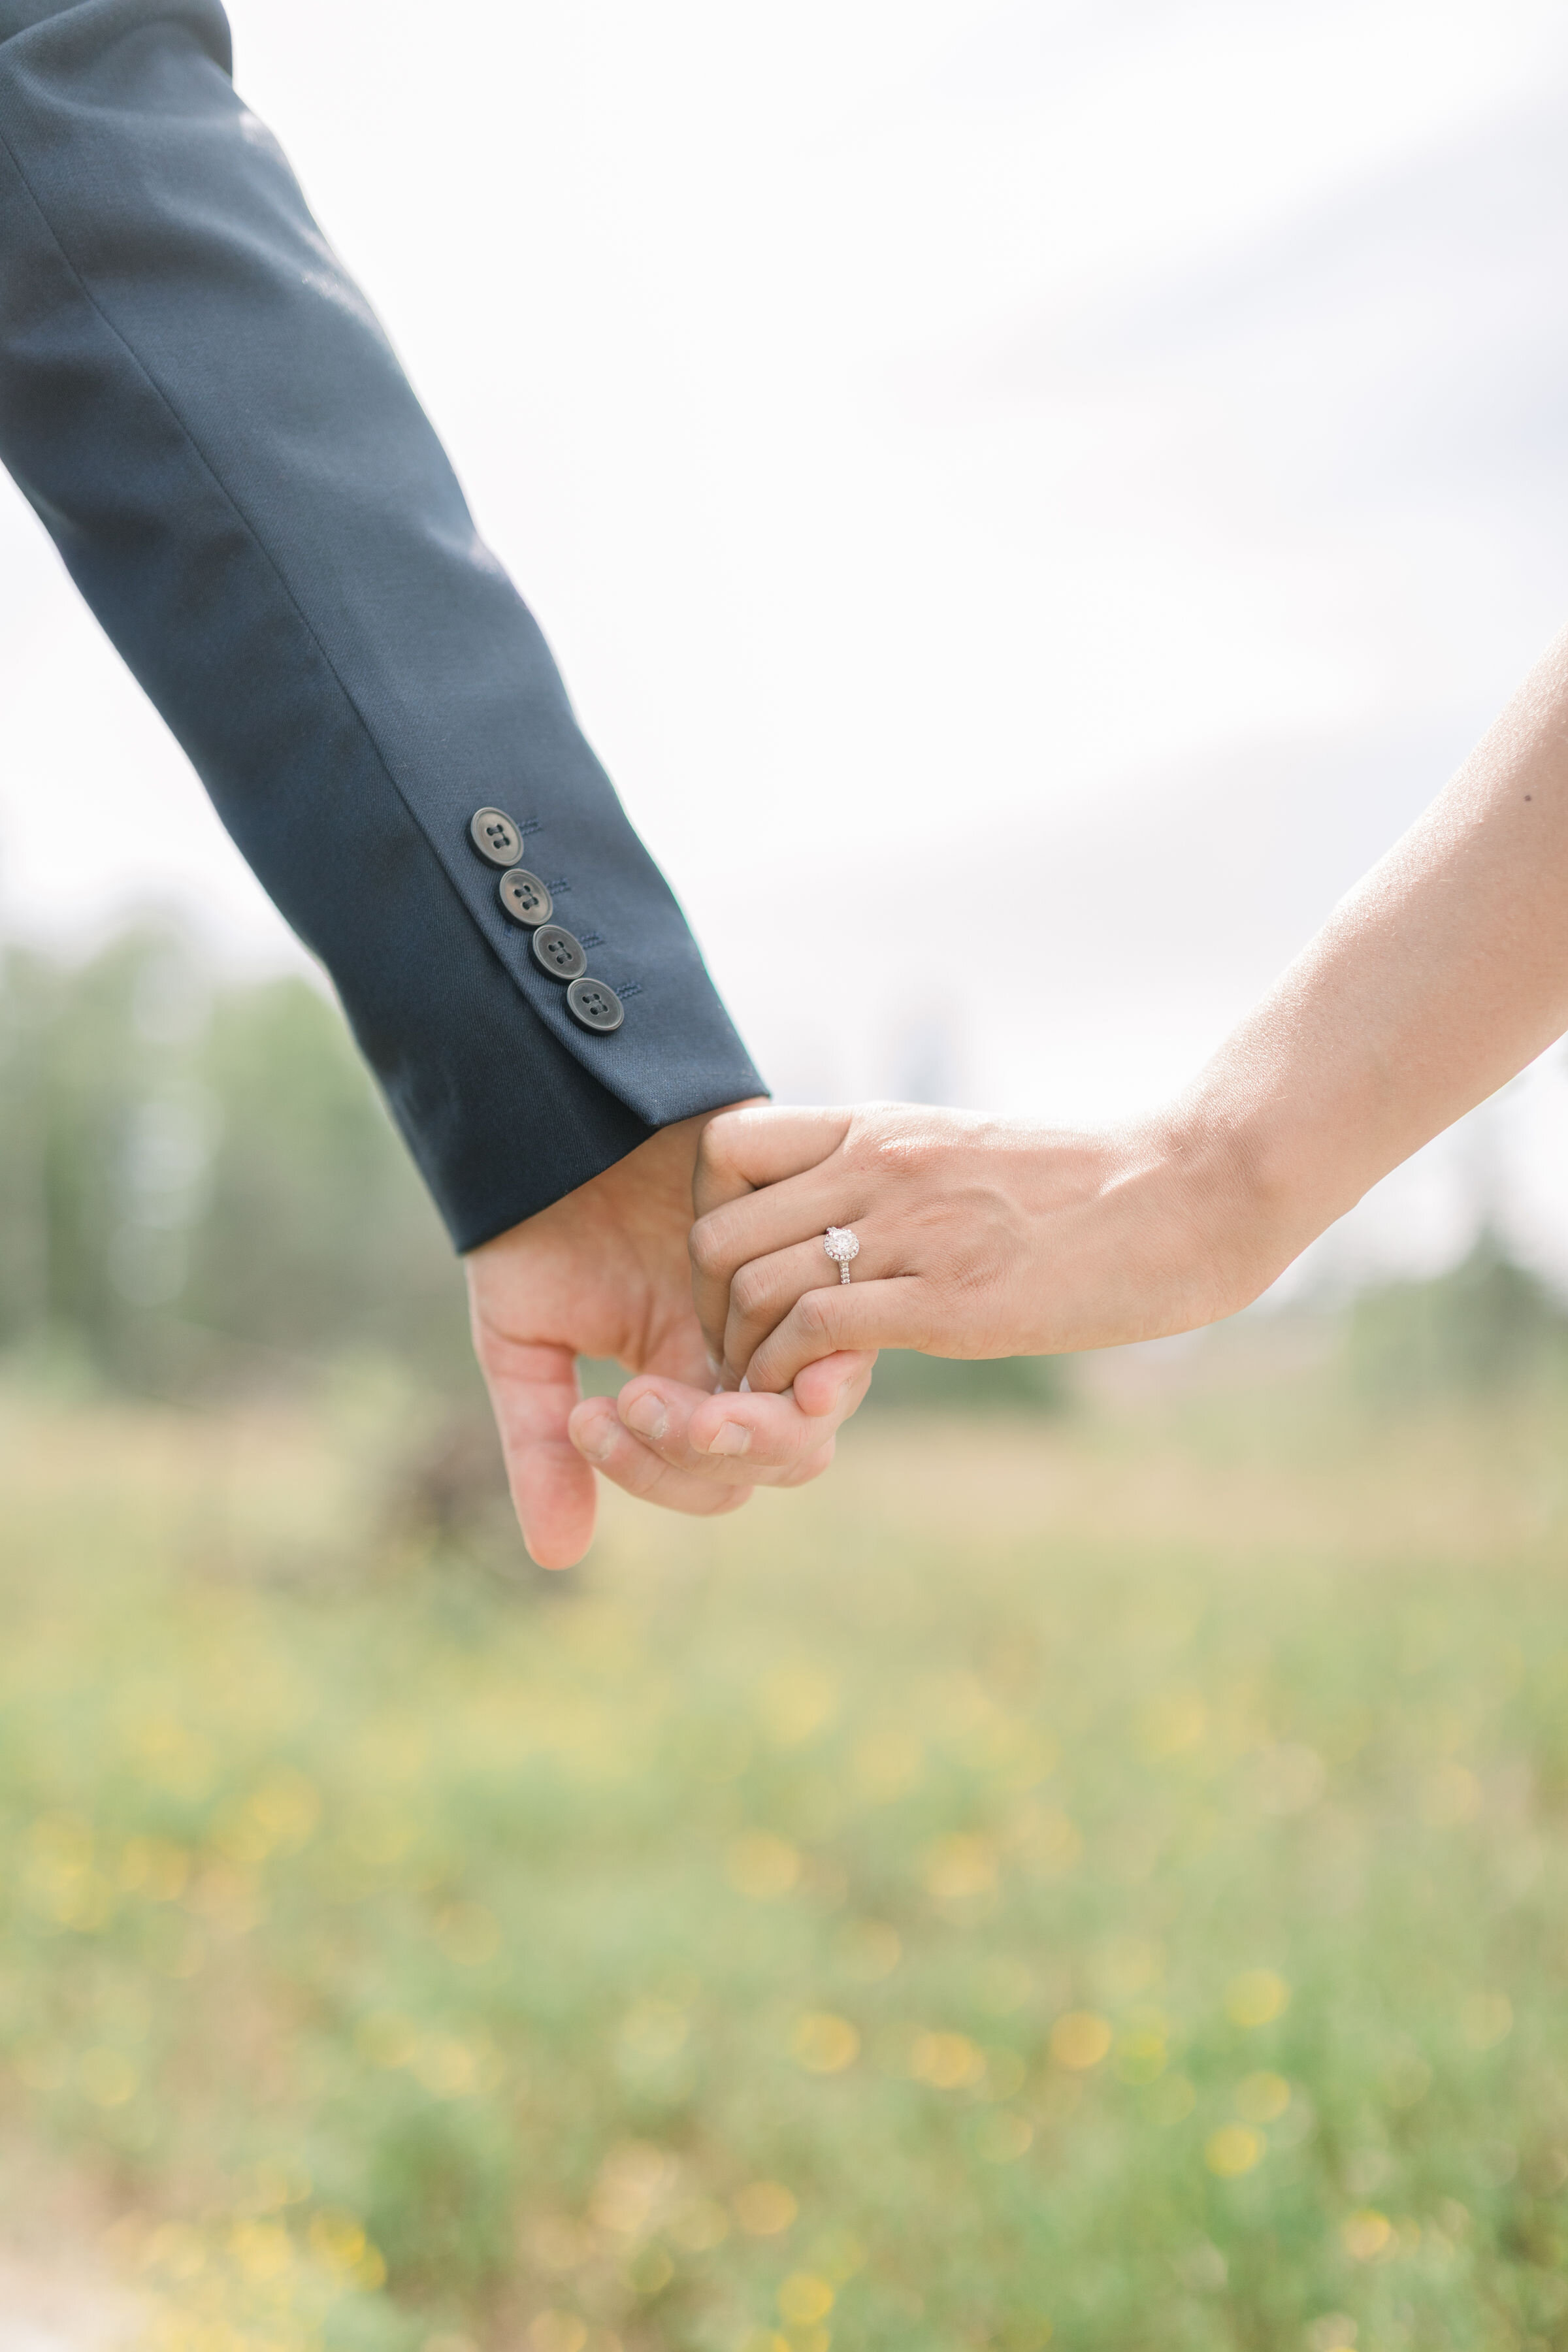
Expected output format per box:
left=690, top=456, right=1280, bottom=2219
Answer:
left=2, top=1362, right=1568, bottom=2352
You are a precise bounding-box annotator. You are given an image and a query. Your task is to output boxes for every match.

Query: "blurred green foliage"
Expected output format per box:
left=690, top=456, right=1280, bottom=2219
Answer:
left=0, top=926, right=470, bottom=1396
left=862, top=1349, right=1066, bottom=1413
left=5, top=928, right=1568, bottom=2349
left=3, top=1386, right=1568, bottom=2349
left=1348, top=1235, right=1568, bottom=1403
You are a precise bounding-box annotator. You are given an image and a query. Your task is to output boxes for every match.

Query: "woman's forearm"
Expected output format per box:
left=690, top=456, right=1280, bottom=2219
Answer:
left=1186, top=628, right=1568, bottom=1269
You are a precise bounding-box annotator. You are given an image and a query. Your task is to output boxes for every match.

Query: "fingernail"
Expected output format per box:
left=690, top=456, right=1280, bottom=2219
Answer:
left=738, top=1376, right=751, bottom=1394
left=576, top=1423, right=613, bottom=1463
left=623, top=1394, right=668, bottom=1443
left=706, top=1421, right=751, bottom=1457
left=706, top=1352, right=724, bottom=1379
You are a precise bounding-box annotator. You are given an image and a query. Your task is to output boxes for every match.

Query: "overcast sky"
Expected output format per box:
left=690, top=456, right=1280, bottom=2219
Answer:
left=3, top=0, right=1568, bottom=1286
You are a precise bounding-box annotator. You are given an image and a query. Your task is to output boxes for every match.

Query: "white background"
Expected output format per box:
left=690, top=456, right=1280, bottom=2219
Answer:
left=4, top=0, right=1568, bottom=1289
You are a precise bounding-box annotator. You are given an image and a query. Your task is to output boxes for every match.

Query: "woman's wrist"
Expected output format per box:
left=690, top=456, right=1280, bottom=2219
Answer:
left=1136, top=1089, right=1313, bottom=1330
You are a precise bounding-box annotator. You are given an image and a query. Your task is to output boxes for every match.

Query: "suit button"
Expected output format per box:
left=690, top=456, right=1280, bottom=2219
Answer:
left=498, top=868, right=553, bottom=927
left=470, top=807, right=523, bottom=866
left=532, top=924, right=587, bottom=980
left=567, top=976, right=625, bottom=1033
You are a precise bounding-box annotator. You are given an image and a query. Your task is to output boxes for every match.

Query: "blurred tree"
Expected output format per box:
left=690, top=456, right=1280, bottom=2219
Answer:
left=0, top=930, right=176, bottom=1365
left=0, top=943, right=54, bottom=1341
left=184, top=971, right=466, bottom=1377
left=864, top=1347, right=1067, bottom=1413
left=1347, top=1230, right=1568, bottom=1401
left=0, top=924, right=471, bottom=1395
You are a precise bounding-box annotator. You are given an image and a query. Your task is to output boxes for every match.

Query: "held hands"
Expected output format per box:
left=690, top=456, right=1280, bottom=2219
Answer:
left=688, top=1102, right=1286, bottom=1394
left=465, top=1109, right=874, bottom=1569
left=468, top=1098, right=1285, bottom=1568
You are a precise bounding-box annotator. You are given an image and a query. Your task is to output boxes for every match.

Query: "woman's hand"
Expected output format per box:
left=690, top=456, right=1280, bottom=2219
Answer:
left=690, top=1102, right=1282, bottom=1395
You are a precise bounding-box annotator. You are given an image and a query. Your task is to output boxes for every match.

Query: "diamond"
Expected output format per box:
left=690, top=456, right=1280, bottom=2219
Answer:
left=823, top=1226, right=860, bottom=1265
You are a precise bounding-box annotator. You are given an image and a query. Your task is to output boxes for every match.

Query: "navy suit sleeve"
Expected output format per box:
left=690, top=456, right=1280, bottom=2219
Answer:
left=0, top=0, right=765, bottom=1250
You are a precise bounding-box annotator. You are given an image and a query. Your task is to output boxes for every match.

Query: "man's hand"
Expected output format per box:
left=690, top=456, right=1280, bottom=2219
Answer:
left=465, top=1110, right=875, bottom=1568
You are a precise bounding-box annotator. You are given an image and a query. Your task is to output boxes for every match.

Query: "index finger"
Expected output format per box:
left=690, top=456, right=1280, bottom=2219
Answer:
left=693, top=1104, right=852, bottom=1216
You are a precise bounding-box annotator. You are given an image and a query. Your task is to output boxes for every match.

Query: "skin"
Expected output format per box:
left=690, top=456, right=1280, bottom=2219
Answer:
left=689, top=628, right=1568, bottom=1406
left=465, top=1107, right=875, bottom=1569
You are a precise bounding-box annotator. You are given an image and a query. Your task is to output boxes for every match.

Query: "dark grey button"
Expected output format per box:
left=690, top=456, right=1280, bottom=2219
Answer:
left=498, top=868, right=553, bottom=927
left=470, top=807, right=523, bottom=867
left=567, top=977, right=625, bottom=1033
left=532, top=924, right=587, bottom=981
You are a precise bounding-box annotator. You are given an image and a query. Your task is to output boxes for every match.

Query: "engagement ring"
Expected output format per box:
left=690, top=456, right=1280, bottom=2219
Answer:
left=823, top=1226, right=860, bottom=1284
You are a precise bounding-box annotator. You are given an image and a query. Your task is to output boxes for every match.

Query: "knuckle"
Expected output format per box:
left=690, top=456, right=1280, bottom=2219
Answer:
left=740, top=1343, right=789, bottom=1394
left=729, top=1262, right=776, bottom=1323
left=688, top=1217, right=729, bottom=1279
left=700, top=1109, right=743, bottom=1164
left=843, top=1114, right=936, bottom=1184
left=698, top=1111, right=757, bottom=1191
left=794, top=1290, right=838, bottom=1344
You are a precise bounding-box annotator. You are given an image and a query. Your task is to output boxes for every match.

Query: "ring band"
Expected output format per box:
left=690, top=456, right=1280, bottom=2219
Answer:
left=823, top=1226, right=860, bottom=1285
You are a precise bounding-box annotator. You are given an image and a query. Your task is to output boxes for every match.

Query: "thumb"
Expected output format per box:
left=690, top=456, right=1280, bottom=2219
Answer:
left=480, top=1338, right=597, bottom=1569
